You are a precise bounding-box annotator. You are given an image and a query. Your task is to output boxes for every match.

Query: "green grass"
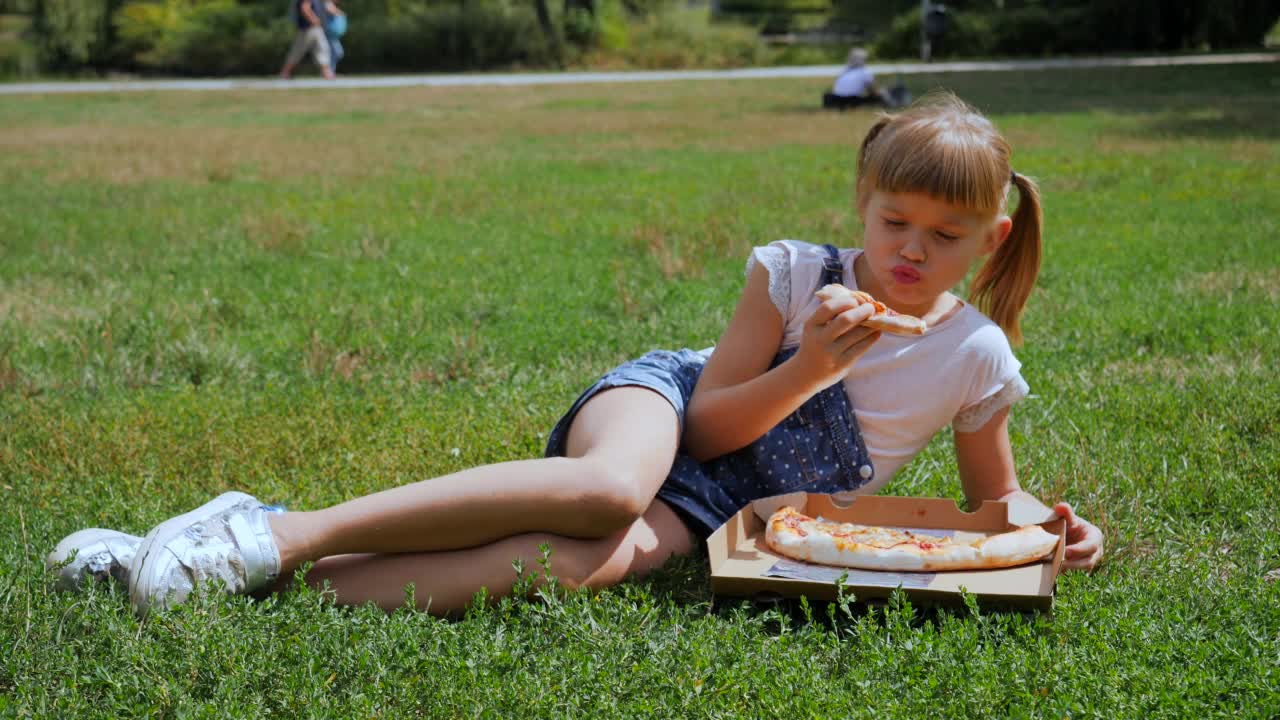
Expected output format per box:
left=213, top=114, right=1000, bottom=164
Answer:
left=2, top=63, right=1279, bottom=717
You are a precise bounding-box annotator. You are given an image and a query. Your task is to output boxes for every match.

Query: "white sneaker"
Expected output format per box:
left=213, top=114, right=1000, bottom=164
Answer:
left=129, top=491, right=281, bottom=614
left=46, top=528, right=141, bottom=591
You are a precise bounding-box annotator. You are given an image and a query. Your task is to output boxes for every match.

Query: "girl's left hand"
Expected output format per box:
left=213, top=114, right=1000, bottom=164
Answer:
left=1053, top=502, right=1104, bottom=571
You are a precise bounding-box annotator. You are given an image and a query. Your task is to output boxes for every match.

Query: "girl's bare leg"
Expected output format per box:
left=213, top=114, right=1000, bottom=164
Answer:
left=268, top=387, right=681, bottom=576
left=287, top=499, right=695, bottom=614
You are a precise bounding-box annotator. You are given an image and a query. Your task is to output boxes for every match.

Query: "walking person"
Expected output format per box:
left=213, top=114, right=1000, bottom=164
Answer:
left=279, top=0, right=334, bottom=80
left=321, top=0, right=347, bottom=75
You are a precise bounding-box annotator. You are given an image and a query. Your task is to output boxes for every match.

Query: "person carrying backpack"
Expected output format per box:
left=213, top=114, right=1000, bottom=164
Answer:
left=279, top=0, right=334, bottom=80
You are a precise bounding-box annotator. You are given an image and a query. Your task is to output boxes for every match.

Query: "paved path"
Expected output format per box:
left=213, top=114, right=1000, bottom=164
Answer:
left=2, top=52, right=1275, bottom=96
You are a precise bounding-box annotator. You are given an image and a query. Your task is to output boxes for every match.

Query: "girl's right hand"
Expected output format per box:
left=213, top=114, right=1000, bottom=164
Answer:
left=792, top=295, right=880, bottom=390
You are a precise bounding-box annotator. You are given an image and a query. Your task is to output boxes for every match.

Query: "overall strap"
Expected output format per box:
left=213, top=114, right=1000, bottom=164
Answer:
left=816, top=243, right=873, bottom=484
left=819, top=244, right=844, bottom=287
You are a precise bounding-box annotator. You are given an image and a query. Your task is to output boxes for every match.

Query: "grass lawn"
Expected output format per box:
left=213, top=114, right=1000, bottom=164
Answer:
left=2, top=63, right=1278, bottom=717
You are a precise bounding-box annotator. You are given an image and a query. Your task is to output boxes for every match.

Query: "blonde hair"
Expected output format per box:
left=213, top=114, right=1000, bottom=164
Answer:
left=855, top=92, right=1042, bottom=345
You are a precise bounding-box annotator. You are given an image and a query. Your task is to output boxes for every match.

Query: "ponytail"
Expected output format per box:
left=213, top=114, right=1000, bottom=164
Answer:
left=969, top=172, right=1042, bottom=346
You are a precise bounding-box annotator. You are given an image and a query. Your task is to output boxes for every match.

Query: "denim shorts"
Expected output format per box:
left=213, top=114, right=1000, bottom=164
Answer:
left=550, top=348, right=709, bottom=436
left=544, top=347, right=875, bottom=538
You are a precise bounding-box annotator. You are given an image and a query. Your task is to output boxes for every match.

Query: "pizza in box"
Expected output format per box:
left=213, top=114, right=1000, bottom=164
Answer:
left=764, top=506, right=1059, bottom=572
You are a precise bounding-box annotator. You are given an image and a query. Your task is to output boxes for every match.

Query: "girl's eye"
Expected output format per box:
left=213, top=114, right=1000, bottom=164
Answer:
left=936, top=231, right=960, bottom=242
left=883, top=218, right=906, bottom=229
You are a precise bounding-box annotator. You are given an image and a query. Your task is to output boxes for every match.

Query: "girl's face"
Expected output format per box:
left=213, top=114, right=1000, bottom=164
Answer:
left=857, top=190, right=1011, bottom=315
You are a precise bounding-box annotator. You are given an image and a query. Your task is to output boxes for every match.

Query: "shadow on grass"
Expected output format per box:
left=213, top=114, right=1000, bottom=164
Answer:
left=790, top=61, right=1280, bottom=140
left=1140, top=105, right=1280, bottom=139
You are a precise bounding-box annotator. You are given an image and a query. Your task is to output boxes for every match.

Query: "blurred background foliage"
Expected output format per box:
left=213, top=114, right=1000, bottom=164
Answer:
left=0, top=0, right=1277, bottom=78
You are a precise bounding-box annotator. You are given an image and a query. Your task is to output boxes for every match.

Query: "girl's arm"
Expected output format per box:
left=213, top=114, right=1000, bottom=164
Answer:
left=955, top=406, right=1104, bottom=570
left=682, top=263, right=878, bottom=462
left=954, top=406, right=1025, bottom=511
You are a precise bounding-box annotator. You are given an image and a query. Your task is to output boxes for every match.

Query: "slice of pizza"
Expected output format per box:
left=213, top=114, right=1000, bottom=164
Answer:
left=764, top=506, right=1059, bottom=572
left=815, top=284, right=926, bottom=336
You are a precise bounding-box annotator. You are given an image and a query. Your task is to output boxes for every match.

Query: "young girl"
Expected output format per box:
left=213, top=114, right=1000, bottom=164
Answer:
left=48, top=93, right=1103, bottom=614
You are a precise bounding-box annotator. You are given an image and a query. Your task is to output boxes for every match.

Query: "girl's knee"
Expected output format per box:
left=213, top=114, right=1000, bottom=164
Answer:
left=568, top=457, right=660, bottom=535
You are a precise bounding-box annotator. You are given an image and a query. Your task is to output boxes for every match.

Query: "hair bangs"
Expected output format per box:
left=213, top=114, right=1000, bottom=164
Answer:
left=857, top=96, right=1011, bottom=217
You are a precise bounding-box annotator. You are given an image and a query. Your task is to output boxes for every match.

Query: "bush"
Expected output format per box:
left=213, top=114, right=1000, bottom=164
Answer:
left=171, top=5, right=288, bottom=75
left=1202, top=0, right=1280, bottom=49
left=987, top=5, right=1094, bottom=56
left=826, top=0, right=909, bottom=36
left=875, top=1, right=1280, bottom=59
left=339, top=0, right=554, bottom=73
left=30, top=0, right=125, bottom=69
left=113, top=0, right=553, bottom=76
left=583, top=4, right=768, bottom=69
left=716, top=0, right=832, bottom=35
left=873, top=6, right=994, bottom=60
left=0, top=12, right=38, bottom=77
left=115, top=0, right=286, bottom=75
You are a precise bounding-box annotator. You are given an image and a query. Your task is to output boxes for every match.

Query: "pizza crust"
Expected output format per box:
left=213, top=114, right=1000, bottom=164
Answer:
left=764, top=506, right=1059, bottom=572
left=815, top=284, right=927, bottom=336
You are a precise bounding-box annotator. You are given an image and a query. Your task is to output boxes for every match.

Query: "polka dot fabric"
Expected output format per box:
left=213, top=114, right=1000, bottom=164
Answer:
left=544, top=246, right=875, bottom=538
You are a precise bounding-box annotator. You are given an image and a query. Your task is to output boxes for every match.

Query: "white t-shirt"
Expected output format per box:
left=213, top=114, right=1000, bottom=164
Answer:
left=744, top=239, right=1029, bottom=492
left=832, top=67, right=875, bottom=97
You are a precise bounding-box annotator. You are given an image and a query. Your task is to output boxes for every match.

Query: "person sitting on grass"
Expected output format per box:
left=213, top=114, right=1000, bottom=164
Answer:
left=49, top=93, right=1104, bottom=616
left=824, top=48, right=909, bottom=110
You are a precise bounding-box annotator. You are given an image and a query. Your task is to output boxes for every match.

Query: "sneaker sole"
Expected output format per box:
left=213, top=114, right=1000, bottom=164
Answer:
left=129, top=491, right=255, bottom=614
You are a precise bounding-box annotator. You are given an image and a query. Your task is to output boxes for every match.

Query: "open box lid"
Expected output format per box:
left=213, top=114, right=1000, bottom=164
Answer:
left=707, top=493, right=1067, bottom=611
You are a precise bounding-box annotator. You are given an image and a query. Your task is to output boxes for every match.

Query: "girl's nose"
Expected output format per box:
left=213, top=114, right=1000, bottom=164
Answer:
left=900, top=235, right=927, bottom=263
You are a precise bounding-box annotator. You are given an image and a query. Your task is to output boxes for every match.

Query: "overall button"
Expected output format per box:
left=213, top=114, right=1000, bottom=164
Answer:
left=858, top=464, right=873, bottom=479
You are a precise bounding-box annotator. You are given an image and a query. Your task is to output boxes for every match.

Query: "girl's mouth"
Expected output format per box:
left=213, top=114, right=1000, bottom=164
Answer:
left=892, top=265, right=921, bottom=284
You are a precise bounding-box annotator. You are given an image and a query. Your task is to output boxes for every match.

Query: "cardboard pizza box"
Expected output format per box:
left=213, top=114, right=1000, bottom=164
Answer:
left=706, top=493, right=1067, bottom=612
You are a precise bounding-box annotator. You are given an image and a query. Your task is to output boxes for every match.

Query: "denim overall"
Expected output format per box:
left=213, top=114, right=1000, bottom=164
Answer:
left=545, top=244, right=876, bottom=537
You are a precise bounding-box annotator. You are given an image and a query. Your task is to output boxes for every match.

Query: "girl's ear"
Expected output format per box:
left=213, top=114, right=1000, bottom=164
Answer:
left=983, top=215, right=1013, bottom=255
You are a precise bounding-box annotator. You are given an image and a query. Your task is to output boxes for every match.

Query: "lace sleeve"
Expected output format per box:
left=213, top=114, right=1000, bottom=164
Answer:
left=744, top=245, right=791, bottom=318
left=952, top=375, right=1030, bottom=433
